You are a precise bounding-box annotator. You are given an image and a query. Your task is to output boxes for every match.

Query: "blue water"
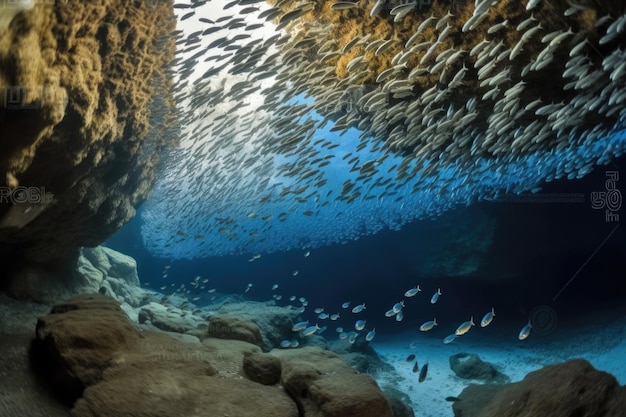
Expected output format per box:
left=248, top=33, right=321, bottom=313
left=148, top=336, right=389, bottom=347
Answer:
left=107, top=158, right=626, bottom=339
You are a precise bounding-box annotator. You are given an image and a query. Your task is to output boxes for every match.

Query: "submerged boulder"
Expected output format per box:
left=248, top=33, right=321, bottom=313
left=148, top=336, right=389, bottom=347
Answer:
left=453, top=359, right=626, bottom=417
left=274, top=347, right=394, bottom=417
left=207, top=315, right=264, bottom=348
left=30, top=294, right=141, bottom=403
left=449, top=352, right=508, bottom=382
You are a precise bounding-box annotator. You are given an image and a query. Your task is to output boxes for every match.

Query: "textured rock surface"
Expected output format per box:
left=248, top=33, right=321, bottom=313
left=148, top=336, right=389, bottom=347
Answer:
left=243, top=351, right=283, bottom=385
left=214, top=301, right=303, bottom=350
left=5, top=246, right=148, bottom=305
left=31, top=294, right=141, bottom=403
left=453, top=359, right=626, bottom=417
left=274, top=346, right=394, bottom=417
left=0, top=0, right=177, bottom=274
left=449, top=352, right=509, bottom=382
left=207, top=314, right=265, bottom=348
left=138, top=301, right=205, bottom=334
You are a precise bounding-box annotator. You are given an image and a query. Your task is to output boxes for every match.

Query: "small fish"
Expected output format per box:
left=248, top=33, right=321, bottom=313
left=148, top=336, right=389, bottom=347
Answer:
left=412, top=361, right=419, bottom=373
left=352, top=303, right=366, bottom=313
left=519, top=322, right=532, bottom=340
left=445, top=396, right=461, bottom=402
left=480, top=307, right=495, bottom=327
left=291, top=321, right=309, bottom=332
left=271, top=284, right=279, bottom=290
left=304, top=250, right=311, bottom=257
left=330, top=313, right=340, bottom=320
left=302, top=324, right=320, bottom=336
left=290, top=339, right=300, bottom=348
left=292, top=270, right=299, bottom=276
left=430, top=288, right=442, bottom=304
left=443, top=334, right=457, bottom=344
left=314, top=307, right=325, bottom=314
left=289, top=296, right=296, bottom=301
left=336, top=326, right=344, bottom=333
left=365, top=328, right=376, bottom=341
left=392, top=301, right=405, bottom=313
left=395, top=311, right=404, bottom=322
left=318, top=313, right=330, bottom=319
left=355, top=319, right=366, bottom=331
left=341, top=301, right=351, bottom=309
left=418, top=361, right=429, bottom=382
left=455, top=317, right=475, bottom=336
left=280, top=340, right=292, bottom=348
left=339, top=332, right=348, bottom=340
left=419, top=318, right=438, bottom=331
left=406, top=354, right=416, bottom=362
left=385, top=308, right=396, bottom=317
left=404, top=285, right=422, bottom=297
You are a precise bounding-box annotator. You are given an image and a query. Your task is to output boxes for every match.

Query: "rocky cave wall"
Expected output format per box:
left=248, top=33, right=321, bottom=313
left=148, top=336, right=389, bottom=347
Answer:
left=0, top=0, right=178, bottom=285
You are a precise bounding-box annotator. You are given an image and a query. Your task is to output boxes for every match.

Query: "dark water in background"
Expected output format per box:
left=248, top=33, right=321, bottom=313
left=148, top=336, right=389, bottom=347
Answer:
left=106, top=157, right=626, bottom=339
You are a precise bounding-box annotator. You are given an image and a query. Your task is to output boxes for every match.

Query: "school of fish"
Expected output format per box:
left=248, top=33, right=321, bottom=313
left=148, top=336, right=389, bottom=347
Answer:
left=140, top=0, right=626, bottom=259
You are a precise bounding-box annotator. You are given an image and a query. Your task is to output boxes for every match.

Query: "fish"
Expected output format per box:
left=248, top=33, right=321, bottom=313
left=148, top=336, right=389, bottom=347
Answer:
left=445, top=396, right=461, bottom=402
left=271, top=284, right=279, bottom=290
left=290, top=339, right=300, bottom=348
left=365, top=328, right=376, bottom=341
left=395, top=311, right=404, bottom=321
left=292, top=270, right=299, bottom=276
left=430, top=288, right=442, bottom=304
left=418, top=361, right=429, bottom=382
left=336, top=326, right=344, bottom=333
left=341, top=301, right=351, bottom=309
left=280, top=340, right=292, bottom=348
left=331, top=2, right=359, bottom=10
left=392, top=301, right=405, bottom=313
left=351, top=303, right=366, bottom=313
left=419, top=318, right=437, bottom=331
left=355, top=319, right=366, bottom=331
left=455, top=317, right=475, bottom=336
left=480, top=307, right=495, bottom=327
left=314, top=307, right=325, bottom=314
left=318, top=313, right=330, bottom=319
left=412, top=361, right=419, bottom=373
left=406, top=354, right=416, bottom=362
left=443, top=334, right=457, bottom=344
left=302, top=324, right=320, bottom=336
left=338, top=332, right=348, bottom=340
left=291, top=321, right=309, bottom=332
left=385, top=309, right=396, bottom=317
left=330, top=313, right=340, bottom=320
left=519, top=322, right=532, bottom=340
left=404, top=285, right=421, bottom=297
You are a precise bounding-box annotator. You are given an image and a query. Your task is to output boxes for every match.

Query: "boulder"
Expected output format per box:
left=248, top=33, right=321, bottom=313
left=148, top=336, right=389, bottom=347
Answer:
left=207, top=315, right=264, bottom=348
left=138, top=302, right=205, bottom=334
left=214, top=302, right=302, bottom=350
left=453, top=359, right=626, bottom=417
left=273, top=347, right=394, bottom=417
left=30, top=295, right=402, bottom=417
left=31, top=294, right=141, bottom=403
left=449, top=352, right=508, bottom=382
left=243, top=351, right=282, bottom=385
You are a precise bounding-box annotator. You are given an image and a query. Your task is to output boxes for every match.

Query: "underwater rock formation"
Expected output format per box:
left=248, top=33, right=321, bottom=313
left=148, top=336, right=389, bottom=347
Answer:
left=6, top=246, right=147, bottom=305
left=0, top=0, right=177, bottom=272
left=30, top=294, right=401, bottom=417
left=274, top=346, right=395, bottom=417
left=449, top=352, right=509, bottom=382
left=453, top=359, right=626, bottom=417
left=213, top=301, right=304, bottom=351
